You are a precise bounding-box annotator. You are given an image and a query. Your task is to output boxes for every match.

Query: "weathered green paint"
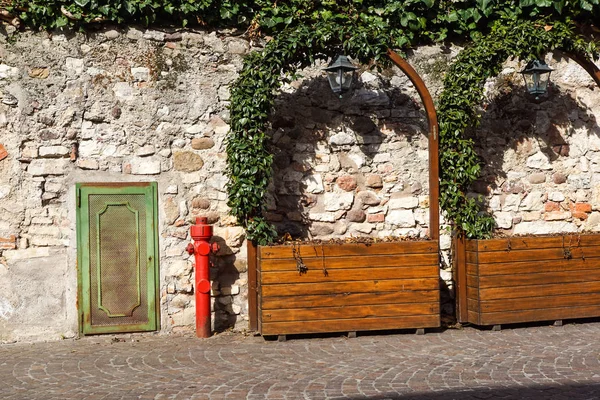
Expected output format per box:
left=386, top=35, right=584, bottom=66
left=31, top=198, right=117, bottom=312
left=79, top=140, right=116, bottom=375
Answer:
left=76, top=182, right=159, bottom=335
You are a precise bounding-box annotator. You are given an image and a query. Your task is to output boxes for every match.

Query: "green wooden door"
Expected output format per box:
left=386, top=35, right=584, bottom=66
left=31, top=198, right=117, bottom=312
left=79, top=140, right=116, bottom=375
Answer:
left=77, top=182, right=159, bottom=335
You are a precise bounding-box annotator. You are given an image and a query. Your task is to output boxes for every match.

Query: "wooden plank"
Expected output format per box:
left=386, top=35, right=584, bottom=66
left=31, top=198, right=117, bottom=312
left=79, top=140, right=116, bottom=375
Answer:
left=479, top=292, right=600, bottom=313
left=466, top=274, right=479, bottom=289
left=467, top=310, right=482, bottom=325
left=467, top=246, right=600, bottom=264
left=260, top=290, right=439, bottom=310
left=466, top=262, right=479, bottom=276
left=467, top=286, right=479, bottom=301
left=455, top=234, right=469, bottom=323
left=478, top=280, right=600, bottom=300
left=467, top=236, right=565, bottom=252
left=261, top=278, right=439, bottom=297
left=261, top=265, right=439, bottom=284
left=467, top=298, right=480, bottom=314
left=258, top=241, right=438, bottom=259
left=563, top=234, right=600, bottom=247
left=260, top=314, right=440, bottom=335
left=479, top=269, right=600, bottom=288
left=478, top=305, right=600, bottom=326
left=262, top=303, right=439, bottom=323
left=465, top=240, right=478, bottom=251
left=477, top=257, right=600, bottom=276
left=259, top=253, right=438, bottom=272
left=247, top=240, right=258, bottom=331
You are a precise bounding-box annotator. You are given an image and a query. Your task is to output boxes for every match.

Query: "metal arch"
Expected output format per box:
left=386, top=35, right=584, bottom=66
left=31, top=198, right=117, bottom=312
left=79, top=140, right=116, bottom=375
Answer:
left=566, top=51, right=600, bottom=87
left=387, top=49, right=440, bottom=242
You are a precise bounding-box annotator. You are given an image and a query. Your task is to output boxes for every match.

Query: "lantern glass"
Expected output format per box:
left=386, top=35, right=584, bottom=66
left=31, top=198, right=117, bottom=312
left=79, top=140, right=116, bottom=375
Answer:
left=324, top=55, right=358, bottom=96
left=521, top=59, right=553, bottom=99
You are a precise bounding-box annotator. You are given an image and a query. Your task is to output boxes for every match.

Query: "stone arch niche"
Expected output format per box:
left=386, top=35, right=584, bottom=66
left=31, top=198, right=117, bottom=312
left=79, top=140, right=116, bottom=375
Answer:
left=247, top=50, right=442, bottom=337
left=454, top=50, right=600, bottom=328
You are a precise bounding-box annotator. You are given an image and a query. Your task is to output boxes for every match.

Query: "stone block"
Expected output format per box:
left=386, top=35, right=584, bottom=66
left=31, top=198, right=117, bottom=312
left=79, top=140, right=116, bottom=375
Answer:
left=167, top=259, right=192, bottom=278
left=520, top=191, right=544, bottom=211
left=553, top=172, right=567, bottom=184
left=548, top=192, right=565, bottom=202
left=347, top=209, right=366, bottom=222
left=350, top=223, right=374, bottom=234
left=388, top=196, right=419, bottom=210
left=513, top=221, right=577, bottom=235
left=528, top=173, right=546, bottom=184
left=171, top=308, right=195, bottom=327
left=0, top=184, right=11, bottom=199
left=191, top=138, right=215, bottom=150
left=494, top=212, right=513, bottom=229
left=173, top=151, right=204, bottom=172
left=131, top=67, right=151, bottom=82
left=544, top=211, right=571, bottom=221
left=329, top=131, right=356, bottom=146
left=28, top=159, right=70, bottom=176
left=76, top=159, right=99, bottom=170
left=308, top=212, right=336, bottom=222
left=302, top=174, right=324, bottom=194
left=39, top=145, right=69, bottom=158
left=357, top=191, right=381, bottom=206
left=526, top=152, right=552, bottom=170
left=502, top=194, right=521, bottom=211
left=124, top=156, right=161, bottom=175
left=324, top=192, right=354, bottom=211
left=65, top=57, right=84, bottom=75
left=135, top=145, right=155, bottom=157
left=309, top=223, right=334, bottom=236
left=386, top=210, right=416, bottom=227
left=336, top=175, right=357, bottom=192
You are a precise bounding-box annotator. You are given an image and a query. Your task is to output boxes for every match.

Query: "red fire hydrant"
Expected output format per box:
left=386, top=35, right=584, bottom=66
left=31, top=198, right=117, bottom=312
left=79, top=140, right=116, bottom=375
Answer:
left=186, top=217, right=219, bottom=338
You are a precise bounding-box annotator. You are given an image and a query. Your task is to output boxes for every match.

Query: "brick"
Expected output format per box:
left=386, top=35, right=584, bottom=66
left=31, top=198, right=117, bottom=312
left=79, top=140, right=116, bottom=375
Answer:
left=544, top=201, right=561, bottom=212
left=0, top=144, right=8, bottom=161
left=367, top=213, right=385, bottom=223
left=572, top=211, right=589, bottom=220
left=336, top=175, right=357, bottom=192
left=0, top=235, right=16, bottom=250
left=573, top=203, right=592, bottom=213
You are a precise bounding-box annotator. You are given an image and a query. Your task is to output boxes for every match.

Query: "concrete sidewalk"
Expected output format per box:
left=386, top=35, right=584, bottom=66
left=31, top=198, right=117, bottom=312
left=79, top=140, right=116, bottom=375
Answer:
left=2, top=322, right=600, bottom=399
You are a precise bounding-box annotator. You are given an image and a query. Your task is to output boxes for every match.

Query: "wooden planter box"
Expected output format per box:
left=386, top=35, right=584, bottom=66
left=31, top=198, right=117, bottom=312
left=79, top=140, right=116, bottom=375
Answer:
left=248, top=240, right=440, bottom=336
left=460, top=234, right=600, bottom=328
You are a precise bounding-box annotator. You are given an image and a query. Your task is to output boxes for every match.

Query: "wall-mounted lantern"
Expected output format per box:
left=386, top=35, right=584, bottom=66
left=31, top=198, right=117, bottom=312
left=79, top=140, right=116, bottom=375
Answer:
left=324, top=55, right=358, bottom=97
left=521, top=59, right=553, bottom=100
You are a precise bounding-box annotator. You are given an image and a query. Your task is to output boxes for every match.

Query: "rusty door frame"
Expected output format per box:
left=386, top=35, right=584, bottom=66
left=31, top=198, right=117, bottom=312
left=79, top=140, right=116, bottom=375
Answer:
left=76, top=182, right=160, bottom=335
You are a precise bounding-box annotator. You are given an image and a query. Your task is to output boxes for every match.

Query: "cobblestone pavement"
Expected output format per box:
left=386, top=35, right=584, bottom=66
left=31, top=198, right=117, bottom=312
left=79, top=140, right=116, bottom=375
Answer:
left=3, top=322, right=600, bottom=400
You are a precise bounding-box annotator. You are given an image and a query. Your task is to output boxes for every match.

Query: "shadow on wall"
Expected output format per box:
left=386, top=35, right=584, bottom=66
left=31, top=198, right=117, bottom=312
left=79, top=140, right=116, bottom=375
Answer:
left=470, top=80, right=600, bottom=212
left=208, top=236, right=240, bottom=332
left=339, top=382, right=600, bottom=399
left=266, top=73, right=429, bottom=240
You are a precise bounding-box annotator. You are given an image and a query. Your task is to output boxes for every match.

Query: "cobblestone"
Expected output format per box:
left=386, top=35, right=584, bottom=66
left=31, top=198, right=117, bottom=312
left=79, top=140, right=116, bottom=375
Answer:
left=3, top=323, right=600, bottom=399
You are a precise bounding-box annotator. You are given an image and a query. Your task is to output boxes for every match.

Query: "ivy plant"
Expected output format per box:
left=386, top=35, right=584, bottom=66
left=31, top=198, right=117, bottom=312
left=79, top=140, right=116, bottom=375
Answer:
left=437, top=16, right=598, bottom=238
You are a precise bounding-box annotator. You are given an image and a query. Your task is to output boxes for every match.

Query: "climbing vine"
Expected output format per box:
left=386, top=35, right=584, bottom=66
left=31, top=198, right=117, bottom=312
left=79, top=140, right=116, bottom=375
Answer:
left=226, top=21, right=393, bottom=244
left=2, top=1, right=599, bottom=243
left=437, top=16, right=598, bottom=238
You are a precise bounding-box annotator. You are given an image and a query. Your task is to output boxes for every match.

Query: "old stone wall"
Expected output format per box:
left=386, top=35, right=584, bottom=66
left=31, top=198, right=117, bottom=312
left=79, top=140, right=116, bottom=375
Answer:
left=0, top=26, right=598, bottom=342
left=473, top=54, right=600, bottom=235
